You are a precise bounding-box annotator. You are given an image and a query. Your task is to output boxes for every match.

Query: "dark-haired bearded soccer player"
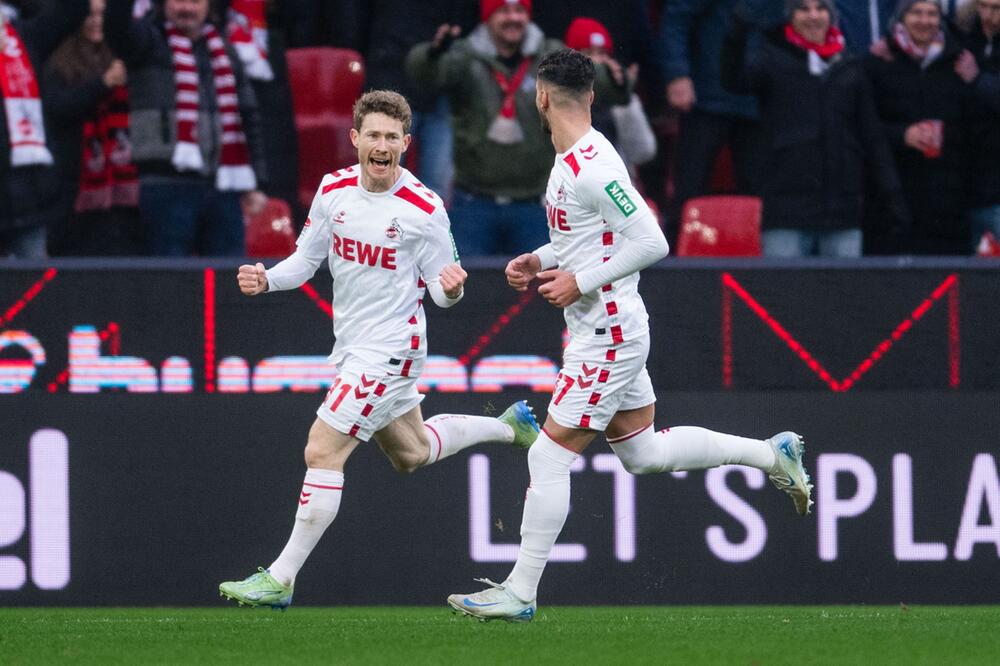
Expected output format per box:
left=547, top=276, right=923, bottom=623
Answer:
left=447, top=50, right=813, bottom=622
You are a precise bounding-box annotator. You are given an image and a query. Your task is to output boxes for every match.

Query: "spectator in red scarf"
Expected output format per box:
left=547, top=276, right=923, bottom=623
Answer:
left=104, top=0, right=267, bottom=256
left=0, top=0, right=88, bottom=257
left=45, top=0, right=144, bottom=255
left=865, top=0, right=977, bottom=254
left=722, top=0, right=909, bottom=256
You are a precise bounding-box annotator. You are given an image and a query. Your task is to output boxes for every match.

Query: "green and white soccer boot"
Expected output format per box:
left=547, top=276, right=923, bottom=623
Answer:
left=767, top=431, right=813, bottom=516
left=219, top=567, right=293, bottom=610
left=447, top=578, right=536, bottom=623
left=498, top=400, right=540, bottom=449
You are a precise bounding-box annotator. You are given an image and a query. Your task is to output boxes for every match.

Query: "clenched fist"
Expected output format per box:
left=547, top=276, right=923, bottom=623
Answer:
left=237, top=262, right=268, bottom=295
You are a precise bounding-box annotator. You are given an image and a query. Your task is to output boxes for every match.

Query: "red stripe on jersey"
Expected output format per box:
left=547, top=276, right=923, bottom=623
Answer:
left=410, top=335, right=420, bottom=350
left=401, top=359, right=413, bottom=376
left=322, top=176, right=358, bottom=194
left=601, top=284, right=612, bottom=292
left=394, top=186, right=436, bottom=214
left=602, top=231, right=613, bottom=246
left=349, top=424, right=361, bottom=437
left=579, top=414, right=591, bottom=428
left=361, top=404, right=373, bottom=417
left=588, top=392, right=601, bottom=406
left=606, top=301, right=618, bottom=316
left=605, top=349, right=617, bottom=362
left=374, top=383, right=386, bottom=397
left=417, top=278, right=426, bottom=288
left=610, top=325, right=624, bottom=344
left=563, top=153, right=581, bottom=177
left=408, top=316, right=417, bottom=325
left=598, top=369, right=611, bottom=383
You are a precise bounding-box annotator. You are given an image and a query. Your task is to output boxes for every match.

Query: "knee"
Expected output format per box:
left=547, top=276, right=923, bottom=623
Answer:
left=611, top=445, right=661, bottom=475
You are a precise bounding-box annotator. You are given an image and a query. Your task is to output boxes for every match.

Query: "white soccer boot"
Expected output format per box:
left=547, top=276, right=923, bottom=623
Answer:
left=767, top=431, right=813, bottom=516
left=447, top=578, right=536, bottom=622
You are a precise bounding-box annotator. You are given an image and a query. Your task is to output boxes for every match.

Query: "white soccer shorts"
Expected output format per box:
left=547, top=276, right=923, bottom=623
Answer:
left=546, top=333, right=655, bottom=431
left=316, top=354, right=425, bottom=441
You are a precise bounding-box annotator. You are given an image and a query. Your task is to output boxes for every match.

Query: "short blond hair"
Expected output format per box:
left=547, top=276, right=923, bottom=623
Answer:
left=352, top=90, right=412, bottom=133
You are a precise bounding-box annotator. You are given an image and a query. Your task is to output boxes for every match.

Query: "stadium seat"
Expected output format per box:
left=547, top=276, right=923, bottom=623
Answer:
left=245, top=197, right=296, bottom=258
left=285, top=47, right=365, bottom=210
left=676, top=195, right=762, bottom=256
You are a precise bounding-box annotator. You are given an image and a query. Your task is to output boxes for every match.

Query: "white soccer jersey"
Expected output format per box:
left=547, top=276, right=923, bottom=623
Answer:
left=545, top=128, right=655, bottom=346
left=291, top=166, right=458, bottom=369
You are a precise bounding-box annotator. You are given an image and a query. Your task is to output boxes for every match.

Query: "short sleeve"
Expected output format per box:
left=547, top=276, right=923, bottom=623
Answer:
left=415, top=207, right=460, bottom=279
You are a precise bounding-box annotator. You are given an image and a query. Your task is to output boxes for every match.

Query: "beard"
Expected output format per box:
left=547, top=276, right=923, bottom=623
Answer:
left=539, top=111, right=551, bottom=135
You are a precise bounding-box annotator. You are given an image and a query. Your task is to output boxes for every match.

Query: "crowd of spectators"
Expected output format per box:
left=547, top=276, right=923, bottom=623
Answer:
left=0, top=0, right=997, bottom=258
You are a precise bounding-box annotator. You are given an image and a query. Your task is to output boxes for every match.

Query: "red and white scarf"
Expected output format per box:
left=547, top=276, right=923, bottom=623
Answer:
left=487, top=57, right=532, bottom=144
left=892, top=22, right=945, bottom=69
left=784, top=24, right=846, bottom=59
left=227, top=0, right=272, bottom=81
left=167, top=22, right=256, bottom=191
left=76, top=85, right=138, bottom=212
left=0, top=20, right=53, bottom=166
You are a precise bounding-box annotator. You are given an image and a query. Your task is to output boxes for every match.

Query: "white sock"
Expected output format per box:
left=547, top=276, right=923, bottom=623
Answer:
left=505, top=432, right=578, bottom=603
left=422, top=414, right=513, bottom=465
left=609, top=425, right=775, bottom=475
left=268, top=468, right=344, bottom=587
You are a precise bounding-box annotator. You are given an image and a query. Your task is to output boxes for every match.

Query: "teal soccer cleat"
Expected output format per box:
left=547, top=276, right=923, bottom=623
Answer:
left=497, top=400, right=540, bottom=449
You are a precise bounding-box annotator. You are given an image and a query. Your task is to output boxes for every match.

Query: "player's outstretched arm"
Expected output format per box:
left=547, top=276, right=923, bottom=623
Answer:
left=505, top=253, right=542, bottom=291
left=237, top=262, right=268, bottom=295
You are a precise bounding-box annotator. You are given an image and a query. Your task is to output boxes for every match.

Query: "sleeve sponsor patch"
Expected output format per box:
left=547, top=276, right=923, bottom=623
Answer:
left=604, top=180, right=637, bottom=217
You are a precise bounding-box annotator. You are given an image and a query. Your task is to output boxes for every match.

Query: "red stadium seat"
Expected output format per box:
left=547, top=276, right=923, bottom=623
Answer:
left=246, top=197, right=296, bottom=258
left=285, top=48, right=365, bottom=210
left=676, top=195, right=762, bottom=257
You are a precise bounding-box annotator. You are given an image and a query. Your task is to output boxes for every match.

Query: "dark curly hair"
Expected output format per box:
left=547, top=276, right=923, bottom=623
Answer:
left=537, top=48, right=595, bottom=96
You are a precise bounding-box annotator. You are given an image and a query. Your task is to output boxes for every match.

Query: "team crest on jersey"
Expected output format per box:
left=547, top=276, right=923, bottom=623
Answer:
left=333, top=210, right=347, bottom=224
left=385, top=218, right=404, bottom=240
left=556, top=184, right=566, bottom=202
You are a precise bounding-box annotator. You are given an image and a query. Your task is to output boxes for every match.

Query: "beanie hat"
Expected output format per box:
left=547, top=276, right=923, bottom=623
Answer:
left=480, top=0, right=532, bottom=23
left=564, top=17, right=614, bottom=53
left=892, top=0, right=941, bottom=23
left=784, top=0, right=838, bottom=22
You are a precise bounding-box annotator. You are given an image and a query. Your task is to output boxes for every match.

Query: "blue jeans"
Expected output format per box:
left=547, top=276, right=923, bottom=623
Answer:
left=763, top=228, right=862, bottom=258
left=140, top=179, right=244, bottom=257
left=407, top=97, right=454, bottom=200
left=0, top=225, right=47, bottom=258
left=969, top=205, right=1000, bottom=251
left=448, top=187, right=549, bottom=256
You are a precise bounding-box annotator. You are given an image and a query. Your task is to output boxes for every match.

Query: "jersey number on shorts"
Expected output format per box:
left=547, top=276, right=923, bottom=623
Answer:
left=553, top=373, right=576, bottom=406
left=325, top=378, right=352, bottom=412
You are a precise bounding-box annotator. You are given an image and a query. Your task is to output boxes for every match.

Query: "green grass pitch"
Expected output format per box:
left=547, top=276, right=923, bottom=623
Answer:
left=1, top=606, right=998, bottom=665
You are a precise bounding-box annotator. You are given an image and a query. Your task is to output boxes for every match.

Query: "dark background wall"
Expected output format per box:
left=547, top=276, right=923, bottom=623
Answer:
left=1, top=259, right=998, bottom=605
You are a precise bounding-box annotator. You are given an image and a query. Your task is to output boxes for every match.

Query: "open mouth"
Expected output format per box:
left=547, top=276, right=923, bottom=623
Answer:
left=369, top=156, right=391, bottom=173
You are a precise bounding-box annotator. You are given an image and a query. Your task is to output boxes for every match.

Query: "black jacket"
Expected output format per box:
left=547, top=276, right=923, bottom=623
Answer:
left=864, top=31, right=978, bottom=253
left=0, top=0, right=88, bottom=232
left=961, top=18, right=1000, bottom=208
left=721, top=22, right=907, bottom=232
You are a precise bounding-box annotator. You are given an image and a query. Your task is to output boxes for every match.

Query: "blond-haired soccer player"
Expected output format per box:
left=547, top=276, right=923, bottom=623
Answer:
left=218, top=91, right=540, bottom=609
left=447, top=50, right=812, bottom=622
